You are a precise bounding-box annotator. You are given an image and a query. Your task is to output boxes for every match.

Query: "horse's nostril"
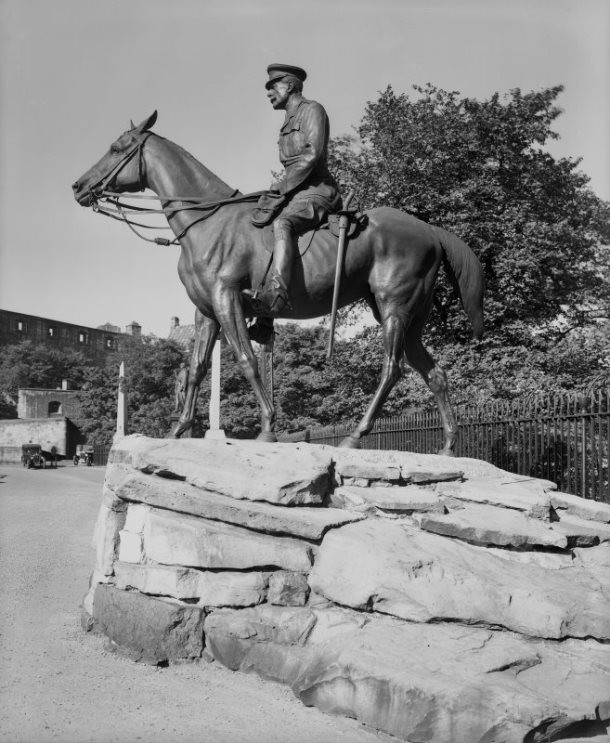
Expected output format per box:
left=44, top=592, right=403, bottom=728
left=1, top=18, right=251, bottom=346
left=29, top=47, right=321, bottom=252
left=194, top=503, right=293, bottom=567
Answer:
left=72, top=181, right=80, bottom=191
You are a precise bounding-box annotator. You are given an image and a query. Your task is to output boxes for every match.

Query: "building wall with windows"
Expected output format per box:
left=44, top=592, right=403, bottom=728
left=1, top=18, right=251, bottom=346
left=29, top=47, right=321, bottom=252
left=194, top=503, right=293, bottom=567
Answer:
left=0, top=309, right=141, bottom=363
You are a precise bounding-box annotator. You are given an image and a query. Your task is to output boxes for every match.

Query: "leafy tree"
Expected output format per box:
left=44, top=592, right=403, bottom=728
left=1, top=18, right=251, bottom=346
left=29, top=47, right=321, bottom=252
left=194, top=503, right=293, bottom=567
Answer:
left=0, top=341, right=91, bottom=417
left=329, top=84, right=609, bottom=343
left=77, top=336, right=185, bottom=443
left=325, top=84, right=609, bottom=407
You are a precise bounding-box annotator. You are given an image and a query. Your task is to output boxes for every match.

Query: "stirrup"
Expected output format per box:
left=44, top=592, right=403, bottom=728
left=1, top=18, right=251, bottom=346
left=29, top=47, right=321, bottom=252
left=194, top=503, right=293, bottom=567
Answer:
left=241, top=285, right=291, bottom=316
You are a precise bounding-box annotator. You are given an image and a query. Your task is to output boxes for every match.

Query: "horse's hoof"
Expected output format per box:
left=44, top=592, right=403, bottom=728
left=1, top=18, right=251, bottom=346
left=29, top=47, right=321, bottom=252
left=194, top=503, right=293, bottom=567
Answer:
left=437, top=448, right=456, bottom=457
left=170, top=420, right=191, bottom=439
left=339, top=435, right=361, bottom=449
left=256, top=431, right=278, bottom=443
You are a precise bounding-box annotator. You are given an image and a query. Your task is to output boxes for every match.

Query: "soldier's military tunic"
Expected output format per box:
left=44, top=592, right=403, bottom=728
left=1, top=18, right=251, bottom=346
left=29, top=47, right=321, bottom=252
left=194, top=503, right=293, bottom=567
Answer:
left=274, top=97, right=342, bottom=237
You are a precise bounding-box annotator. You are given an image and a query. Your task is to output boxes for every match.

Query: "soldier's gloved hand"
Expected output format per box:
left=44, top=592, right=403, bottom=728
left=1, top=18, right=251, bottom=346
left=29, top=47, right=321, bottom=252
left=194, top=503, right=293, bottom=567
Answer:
left=269, top=182, right=281, bottom=194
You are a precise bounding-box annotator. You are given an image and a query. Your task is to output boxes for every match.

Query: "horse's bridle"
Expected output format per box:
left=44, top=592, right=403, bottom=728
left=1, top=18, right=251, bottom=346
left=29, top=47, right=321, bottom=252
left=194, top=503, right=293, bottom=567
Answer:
left=88, top=131, right=151, bottom=204
left=88, top=130, right=261, bottom=246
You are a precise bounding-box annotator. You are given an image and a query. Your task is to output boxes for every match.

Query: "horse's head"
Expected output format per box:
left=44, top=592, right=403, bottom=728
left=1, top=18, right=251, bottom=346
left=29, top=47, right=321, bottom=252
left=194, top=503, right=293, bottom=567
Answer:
left=72, top=111, right=158, bottom=207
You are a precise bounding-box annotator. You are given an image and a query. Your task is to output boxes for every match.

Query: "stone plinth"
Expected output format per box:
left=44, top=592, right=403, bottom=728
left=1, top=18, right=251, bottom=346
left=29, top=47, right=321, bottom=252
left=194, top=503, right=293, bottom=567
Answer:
left=84, top=435, right=610, bottom=742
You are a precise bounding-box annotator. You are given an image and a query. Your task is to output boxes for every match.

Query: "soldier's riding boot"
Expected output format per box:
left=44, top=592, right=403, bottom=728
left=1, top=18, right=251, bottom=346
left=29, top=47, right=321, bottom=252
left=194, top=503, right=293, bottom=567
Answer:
left=248, top=316, right=275, bottom=346
left=244, top=235, right=296, bottom=318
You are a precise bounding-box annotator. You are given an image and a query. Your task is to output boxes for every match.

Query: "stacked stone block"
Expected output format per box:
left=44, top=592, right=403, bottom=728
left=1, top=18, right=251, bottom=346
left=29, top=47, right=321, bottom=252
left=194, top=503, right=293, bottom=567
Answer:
left=84, top=434, right=610, bottom=742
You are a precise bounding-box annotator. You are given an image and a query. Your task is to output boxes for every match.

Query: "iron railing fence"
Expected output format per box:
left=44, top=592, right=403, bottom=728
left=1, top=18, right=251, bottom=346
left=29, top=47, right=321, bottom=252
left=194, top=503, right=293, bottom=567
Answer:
left=90, top=389, right=609, bottom=501
left=285, top=388, right=609, bottom=502
left=93, top=443, right=112, bottom=467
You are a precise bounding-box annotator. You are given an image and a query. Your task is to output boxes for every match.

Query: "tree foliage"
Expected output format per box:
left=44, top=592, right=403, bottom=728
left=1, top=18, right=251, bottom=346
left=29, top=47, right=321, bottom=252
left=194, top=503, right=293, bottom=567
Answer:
left=77, top=337, right=185, bottom=443
left=0, top=341, right=92, bottom=417
left=324, top=84, right=609, bottom=407
left=330, top=84, right=609, bottom=345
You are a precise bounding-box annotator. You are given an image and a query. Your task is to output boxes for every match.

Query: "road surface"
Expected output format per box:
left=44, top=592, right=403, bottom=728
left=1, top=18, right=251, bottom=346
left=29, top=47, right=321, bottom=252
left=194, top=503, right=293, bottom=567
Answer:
left=0, top=464, right=385, bottom=743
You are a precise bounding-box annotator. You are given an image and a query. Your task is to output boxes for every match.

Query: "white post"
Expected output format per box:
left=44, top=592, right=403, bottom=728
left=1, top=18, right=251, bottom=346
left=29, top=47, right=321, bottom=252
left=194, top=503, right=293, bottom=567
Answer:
left=113, top=361, right=127, bottom=443
left=205, top=339, right=225, bottom=439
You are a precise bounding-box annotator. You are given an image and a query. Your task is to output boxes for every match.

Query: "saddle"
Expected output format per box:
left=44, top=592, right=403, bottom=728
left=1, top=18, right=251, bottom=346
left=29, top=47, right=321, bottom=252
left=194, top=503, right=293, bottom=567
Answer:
left=257, top=209, right=369, bottom=256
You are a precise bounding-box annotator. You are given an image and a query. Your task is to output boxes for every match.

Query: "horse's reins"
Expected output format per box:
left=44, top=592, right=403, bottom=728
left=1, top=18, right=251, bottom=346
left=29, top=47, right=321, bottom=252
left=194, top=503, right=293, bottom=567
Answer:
left=88, top=132, right=263, bottom=246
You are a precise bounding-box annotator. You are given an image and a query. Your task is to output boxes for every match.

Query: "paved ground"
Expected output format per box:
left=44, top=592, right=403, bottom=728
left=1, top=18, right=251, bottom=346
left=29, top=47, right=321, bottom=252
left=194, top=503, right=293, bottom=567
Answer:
left=0, top=464, right=386, bottom=743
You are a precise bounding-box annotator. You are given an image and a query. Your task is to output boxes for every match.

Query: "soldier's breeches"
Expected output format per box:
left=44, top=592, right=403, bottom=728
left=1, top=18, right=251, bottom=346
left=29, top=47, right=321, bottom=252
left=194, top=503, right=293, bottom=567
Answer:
left=273, top=196, right=329, bottom=239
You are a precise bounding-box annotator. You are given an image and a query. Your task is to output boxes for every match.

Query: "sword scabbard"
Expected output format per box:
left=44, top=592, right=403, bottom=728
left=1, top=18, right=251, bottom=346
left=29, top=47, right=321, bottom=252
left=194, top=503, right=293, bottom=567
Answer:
left=327, top=191, right=355, bottom=360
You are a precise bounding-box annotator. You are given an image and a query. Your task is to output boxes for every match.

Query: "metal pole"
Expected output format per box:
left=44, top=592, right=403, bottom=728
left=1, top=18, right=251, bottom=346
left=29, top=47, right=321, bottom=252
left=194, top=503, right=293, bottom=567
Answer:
left=113, top=361, right=127, bottom=443
left=205, top=339, right=225, bottom=439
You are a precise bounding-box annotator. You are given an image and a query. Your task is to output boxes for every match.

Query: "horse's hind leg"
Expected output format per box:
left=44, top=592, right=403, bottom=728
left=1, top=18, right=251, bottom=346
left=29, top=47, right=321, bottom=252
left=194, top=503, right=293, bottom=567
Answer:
left=171, top=311, right=220, bottom=438
left=404, top=329, right=458, bottom=456
left=340, top=303, right=408, bottom=449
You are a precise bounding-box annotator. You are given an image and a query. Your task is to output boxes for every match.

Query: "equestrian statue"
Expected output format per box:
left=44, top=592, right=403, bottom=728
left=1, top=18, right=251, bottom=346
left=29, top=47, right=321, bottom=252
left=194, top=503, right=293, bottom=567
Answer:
left=72, top=63, right=484, bottom=453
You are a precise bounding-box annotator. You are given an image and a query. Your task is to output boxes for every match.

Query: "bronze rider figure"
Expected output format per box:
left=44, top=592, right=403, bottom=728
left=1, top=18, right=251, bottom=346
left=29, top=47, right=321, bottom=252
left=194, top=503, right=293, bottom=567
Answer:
left=247, top=64, right=342, bottom=335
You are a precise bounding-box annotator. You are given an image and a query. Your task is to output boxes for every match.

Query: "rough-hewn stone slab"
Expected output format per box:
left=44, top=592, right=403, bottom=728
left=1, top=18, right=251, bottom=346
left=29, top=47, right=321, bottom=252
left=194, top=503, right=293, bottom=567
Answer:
left=205, top=606, right=610, bottom=743
left=109, top=435, right=331, bottom=505
left=308, top=520, right=609, bottom=639
left=550, top=514, right=610, bottom=547
left=297, top=623, right=610, bottom=743
left=436, top=478, right=553, bottom=519
left=143, top=507, right=313, bottom=571
left=335, top=461, right=400, bottom=482
left=331, top=484, right=445, bottom=513
left=402, top=468, right=464, bottom=483
left=574, top=543, right=610, bottom=579
left=323, top=444, right=502, bottom=481
left=117, top=529, right=143, bottom=563
left=486, top=547, right=575, bottom=570
left=109, top=468, right=364, bottom=539
left=92, top=584, right=205, bottom=664
left=92, top=502, right=126, bottom=576
left=204, top=606, right=316, bottom=675
left=414, top=502, right=568, bottom=548
left=114, top=561, right=269, bottom=607
left=550, top=491, right=610, bottom=523
left=267, top=572, right=309, bottom=606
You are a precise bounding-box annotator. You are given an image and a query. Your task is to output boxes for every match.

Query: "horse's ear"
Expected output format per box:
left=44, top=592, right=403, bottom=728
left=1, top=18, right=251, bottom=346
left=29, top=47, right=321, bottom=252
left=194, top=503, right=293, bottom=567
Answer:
left=133, top=110, right=158, bottom=133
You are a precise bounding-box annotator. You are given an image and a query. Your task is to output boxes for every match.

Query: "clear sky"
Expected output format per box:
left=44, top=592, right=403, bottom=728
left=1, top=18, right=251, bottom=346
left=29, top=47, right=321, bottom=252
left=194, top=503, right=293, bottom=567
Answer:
left=0, top=0, right=608, bottom=338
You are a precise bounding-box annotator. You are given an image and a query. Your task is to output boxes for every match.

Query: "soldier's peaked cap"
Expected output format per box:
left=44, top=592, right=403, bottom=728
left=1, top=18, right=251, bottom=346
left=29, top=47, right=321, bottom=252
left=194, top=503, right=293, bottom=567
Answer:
left=265, top=63, right=307, bottom=89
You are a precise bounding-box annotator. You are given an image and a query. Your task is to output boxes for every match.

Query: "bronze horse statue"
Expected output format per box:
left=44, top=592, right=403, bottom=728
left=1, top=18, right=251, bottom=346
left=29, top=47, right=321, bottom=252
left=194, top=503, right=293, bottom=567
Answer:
left=72, top=112, right=484, bottom=453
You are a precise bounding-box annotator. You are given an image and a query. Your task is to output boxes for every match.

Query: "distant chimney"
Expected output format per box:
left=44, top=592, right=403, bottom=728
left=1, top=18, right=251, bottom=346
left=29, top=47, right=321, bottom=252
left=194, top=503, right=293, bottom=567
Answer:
left=61, top=379, right=69, bottom=391
left=171, top=316, right=180, bottom=331
left=125, top=321, right=142, bottom=337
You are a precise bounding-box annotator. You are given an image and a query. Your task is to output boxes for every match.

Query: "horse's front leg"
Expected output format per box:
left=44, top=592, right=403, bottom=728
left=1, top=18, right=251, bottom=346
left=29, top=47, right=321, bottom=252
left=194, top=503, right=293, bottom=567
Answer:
left=171, top=311, right=220, bottom=438
left=213, top=287, right=276, bottom=442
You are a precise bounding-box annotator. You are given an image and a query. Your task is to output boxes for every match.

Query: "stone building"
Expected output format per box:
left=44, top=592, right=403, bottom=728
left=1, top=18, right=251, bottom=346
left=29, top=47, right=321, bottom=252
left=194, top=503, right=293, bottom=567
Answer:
left=17, top=386, right=83, bottom=421
left=168, top=316, right=195, bottom=350
left=0, top=310, right=144, bottom=462
left=0, top=309, right=141, bottom=364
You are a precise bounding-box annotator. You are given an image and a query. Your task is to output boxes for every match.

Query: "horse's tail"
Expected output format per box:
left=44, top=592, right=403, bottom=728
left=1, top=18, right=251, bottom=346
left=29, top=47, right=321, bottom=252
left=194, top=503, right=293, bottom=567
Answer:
left=434, top=226, right=485, bottom=339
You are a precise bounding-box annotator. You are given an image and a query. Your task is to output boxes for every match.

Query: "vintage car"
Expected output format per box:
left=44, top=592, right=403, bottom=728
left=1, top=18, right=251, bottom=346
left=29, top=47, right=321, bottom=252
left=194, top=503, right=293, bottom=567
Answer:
left=21, top=444, right=46, bottom=469
left=73, top=444, right=94, bottom=466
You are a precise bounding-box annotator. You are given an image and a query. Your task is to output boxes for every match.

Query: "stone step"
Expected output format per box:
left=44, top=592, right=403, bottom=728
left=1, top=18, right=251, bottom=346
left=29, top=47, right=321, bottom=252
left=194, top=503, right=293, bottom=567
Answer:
left=114, top=561, right=269, bottom=607
left=204, top=606, right=610, bottom=743
left=308, top=519, right=609, bottom=640
left=109, top=435, right=332, bottom=505
left=436, top=477, right=553, bottom=519
left=108, top=466, right=365, bottom=539
left=414, top=502, right=568, bottom=548
left=331, top=484, right=445, bottom=513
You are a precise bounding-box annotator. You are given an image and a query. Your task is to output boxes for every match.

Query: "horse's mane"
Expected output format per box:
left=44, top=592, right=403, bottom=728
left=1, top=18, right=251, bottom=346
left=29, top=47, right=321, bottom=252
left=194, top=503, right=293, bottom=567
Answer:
left=150, top=132, right=237, bottom=197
